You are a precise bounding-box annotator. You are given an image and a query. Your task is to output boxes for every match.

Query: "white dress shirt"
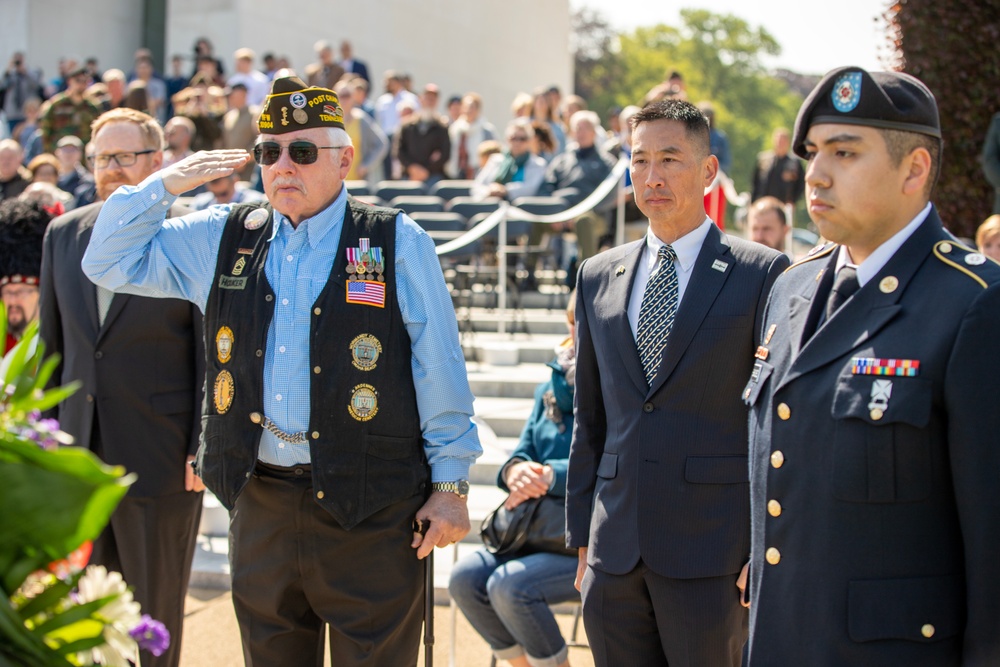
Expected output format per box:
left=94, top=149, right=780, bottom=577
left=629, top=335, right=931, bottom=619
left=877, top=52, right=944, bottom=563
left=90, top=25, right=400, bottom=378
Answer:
left=835, top=202, right=932, bottom=286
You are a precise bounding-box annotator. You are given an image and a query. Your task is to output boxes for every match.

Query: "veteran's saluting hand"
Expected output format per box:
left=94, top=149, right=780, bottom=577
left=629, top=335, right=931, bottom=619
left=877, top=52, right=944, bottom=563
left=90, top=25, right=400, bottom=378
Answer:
left=160, top=149, right=251, bottom=196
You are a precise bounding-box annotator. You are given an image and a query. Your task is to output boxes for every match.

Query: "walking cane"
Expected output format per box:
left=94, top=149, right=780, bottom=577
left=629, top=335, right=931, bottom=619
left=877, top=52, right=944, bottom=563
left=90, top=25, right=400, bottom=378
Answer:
left=416, top=519, right=434, bottom=666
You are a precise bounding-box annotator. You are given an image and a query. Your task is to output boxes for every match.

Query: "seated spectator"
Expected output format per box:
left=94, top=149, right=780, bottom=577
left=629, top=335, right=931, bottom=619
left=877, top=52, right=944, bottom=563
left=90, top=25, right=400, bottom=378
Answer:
left=191, top=37, right=225, bottom=83
left=26, top=153, right=61, bottom=186
left=538, top=110, right=616, bottom=266
left=334, top=80, right=388, bottom=186
left=448, top=93, right=497, bottom=179
left=531, top=88, right=565, bottom=155
left=450, top=296, right=579, bottom=667
left=975, top=214, right=1000, bottom=263
left=11, top=97, right=42, bottom=153
left=446, top=95, right=462, bottom=125
left=190, top=172, right=265, bottom=211
left=477, top=141, right=502, bottom=169
left=0, top=139, right=30, bottom=201
left=227, top=48, right=270, bottom=107
left=121, top=80, right=150, bottom=114
left=100, top=69, right=127, bottom=111
left=530, top=120, right=557, bottom=163
left=747, top=196, right=789, bottom=254
left=19, top=181, right=71, bottom=215
left=162, top=116, right=196, bottom=168
left=473, top=119, right=547, bottom=202
left=395, top=94, right=450, bottom=185
left=511, top=92, right=533, bottom=119
left=54, top=135, right=91, bottom=194
left=132, top=55, right=168, bottom=124
left=172, top=79, right=224, bottom=151
left=351, top=77, right=375, bottom=119
left=305, top=40, right=346, bottom=90
left=38, top=65, right=102, bottom=153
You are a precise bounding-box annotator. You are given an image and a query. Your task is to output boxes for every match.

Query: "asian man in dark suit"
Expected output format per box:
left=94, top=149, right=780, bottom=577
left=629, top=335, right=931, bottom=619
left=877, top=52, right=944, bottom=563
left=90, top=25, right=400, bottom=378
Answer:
left=39, top=108, right=204, bottom=667
left=566, top=99, right=788, bottom=667
left=745, top=67, right=1000, bottom=666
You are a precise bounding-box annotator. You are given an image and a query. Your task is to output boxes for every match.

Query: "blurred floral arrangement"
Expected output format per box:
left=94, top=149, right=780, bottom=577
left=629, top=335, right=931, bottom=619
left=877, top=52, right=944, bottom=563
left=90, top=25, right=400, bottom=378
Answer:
left=0, top=320, right=169, bottom=666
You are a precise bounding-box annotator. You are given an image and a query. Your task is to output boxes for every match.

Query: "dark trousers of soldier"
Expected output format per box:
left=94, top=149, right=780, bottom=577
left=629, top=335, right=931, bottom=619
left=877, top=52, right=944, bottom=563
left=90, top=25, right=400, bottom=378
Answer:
left=90, top=422, right=204, bottom=667
left=230, top=462, right=425, bottom=667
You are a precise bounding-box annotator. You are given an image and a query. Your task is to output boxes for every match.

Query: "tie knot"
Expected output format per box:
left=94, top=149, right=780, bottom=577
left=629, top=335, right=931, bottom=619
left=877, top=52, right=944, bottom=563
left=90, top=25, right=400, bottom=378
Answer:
left=658, top=244, right=677, bottom=264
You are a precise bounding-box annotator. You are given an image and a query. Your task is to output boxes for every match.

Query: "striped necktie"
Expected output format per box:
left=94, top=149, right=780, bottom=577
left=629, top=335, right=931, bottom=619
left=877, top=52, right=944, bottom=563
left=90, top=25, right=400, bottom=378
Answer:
left=636, top=244, right=679, bottom=385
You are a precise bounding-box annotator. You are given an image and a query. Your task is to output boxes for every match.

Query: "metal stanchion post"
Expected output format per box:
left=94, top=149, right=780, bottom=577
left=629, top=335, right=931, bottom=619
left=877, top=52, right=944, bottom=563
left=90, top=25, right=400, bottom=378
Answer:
left=497, top=209, right=508, bottom=334
left=424, top=548, right=434, bottom=667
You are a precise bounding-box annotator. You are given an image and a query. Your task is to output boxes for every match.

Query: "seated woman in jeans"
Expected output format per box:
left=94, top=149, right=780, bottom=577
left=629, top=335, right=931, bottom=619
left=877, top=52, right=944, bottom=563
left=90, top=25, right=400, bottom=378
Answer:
left=449, top=296, right=579, bottom=667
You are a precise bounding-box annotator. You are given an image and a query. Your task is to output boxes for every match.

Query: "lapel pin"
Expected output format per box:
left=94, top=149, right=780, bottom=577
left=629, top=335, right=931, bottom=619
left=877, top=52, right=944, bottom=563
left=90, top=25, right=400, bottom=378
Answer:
left=711, top=259, right=728, bottom=272
left=966, top=252, right=986, bottom=266
left=615, top=265, right=626, bottom=276
left=764, top=324, right=776, bottom=345
left=879, top=276, right=899, bottom=293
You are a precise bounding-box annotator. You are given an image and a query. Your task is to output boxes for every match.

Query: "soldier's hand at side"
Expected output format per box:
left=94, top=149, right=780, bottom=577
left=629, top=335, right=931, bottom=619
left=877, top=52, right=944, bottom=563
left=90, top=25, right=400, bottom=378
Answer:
left=185, top=455, right=205, bottom=492
left=736, top=561, right=750, bottom=608
left=411, top=491, right=470, bottom=560
left=161, top=150, right=251, bottom=196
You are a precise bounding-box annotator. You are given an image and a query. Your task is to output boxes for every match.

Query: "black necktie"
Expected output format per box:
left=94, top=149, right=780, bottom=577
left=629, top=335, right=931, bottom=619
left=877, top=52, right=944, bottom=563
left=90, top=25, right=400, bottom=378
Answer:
left=826, top=266, right=860, bottom=320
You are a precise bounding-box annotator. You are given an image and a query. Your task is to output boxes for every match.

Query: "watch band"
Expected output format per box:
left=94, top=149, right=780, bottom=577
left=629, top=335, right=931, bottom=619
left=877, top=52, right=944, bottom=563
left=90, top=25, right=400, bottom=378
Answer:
left=431, top=480, right=469, bottom=497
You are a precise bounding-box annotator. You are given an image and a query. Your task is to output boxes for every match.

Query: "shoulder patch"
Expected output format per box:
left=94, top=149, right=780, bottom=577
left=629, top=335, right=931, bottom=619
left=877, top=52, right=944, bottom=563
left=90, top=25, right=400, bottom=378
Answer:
left=932, top=240, right=990, bottom=288
left=784, top=242, right=836, bottom=273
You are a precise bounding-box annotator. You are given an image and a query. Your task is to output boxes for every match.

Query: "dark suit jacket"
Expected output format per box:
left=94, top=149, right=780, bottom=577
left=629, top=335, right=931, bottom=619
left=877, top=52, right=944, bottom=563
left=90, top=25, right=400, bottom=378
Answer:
left=745, top=210, right=1000, bottom=665
left=396, top=116, right=451, bottom=178
left=566, top=224, right=788, bottom=578
left=344, top=58, right=369, bottom=83
left=39, top=202, right=205, bottom=498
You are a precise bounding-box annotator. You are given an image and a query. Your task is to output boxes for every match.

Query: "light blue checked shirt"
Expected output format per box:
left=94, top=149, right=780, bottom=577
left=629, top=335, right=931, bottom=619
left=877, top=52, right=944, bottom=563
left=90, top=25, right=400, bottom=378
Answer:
left=82, top=174, right=481, bottom=481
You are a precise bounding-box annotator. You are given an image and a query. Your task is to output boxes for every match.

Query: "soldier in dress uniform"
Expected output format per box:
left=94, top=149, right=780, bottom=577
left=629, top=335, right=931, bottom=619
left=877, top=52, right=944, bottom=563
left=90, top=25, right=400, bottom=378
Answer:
left=744, top=67, right=1000, bottom=666
left=81, top=75, right=481, bottom=666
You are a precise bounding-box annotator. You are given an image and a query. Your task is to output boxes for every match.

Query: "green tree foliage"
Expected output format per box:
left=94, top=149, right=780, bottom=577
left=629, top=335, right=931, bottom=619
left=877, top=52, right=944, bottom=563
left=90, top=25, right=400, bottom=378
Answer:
left=885, top=1, right=1000, bottom=238
left=573, top=9, right=804, bottom=195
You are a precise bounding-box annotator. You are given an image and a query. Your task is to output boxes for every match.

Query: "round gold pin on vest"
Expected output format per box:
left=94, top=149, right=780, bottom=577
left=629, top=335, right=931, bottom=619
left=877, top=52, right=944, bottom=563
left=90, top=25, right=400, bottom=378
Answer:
left=213, top=370, right=235, bottom=414
left=879, top=276, right=899, bottom=294
left=245, top=208, right=268, bottom=230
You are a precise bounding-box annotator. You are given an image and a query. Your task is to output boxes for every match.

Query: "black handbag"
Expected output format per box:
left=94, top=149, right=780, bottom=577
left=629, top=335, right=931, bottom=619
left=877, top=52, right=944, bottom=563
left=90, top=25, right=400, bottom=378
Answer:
left=479, top=495, right=575, bottom=557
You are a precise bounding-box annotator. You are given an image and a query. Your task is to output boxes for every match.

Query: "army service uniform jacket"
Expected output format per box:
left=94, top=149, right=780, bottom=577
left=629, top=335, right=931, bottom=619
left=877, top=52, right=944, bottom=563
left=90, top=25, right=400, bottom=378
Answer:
left=745, top=209, right=1000, bottom=666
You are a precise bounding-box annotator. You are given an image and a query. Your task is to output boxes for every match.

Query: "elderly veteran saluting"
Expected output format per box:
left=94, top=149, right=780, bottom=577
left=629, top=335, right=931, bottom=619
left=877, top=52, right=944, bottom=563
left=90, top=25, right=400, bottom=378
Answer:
left=744, top=67, right=1000, bottom=665
left=82, top=75, right=482, bottom=666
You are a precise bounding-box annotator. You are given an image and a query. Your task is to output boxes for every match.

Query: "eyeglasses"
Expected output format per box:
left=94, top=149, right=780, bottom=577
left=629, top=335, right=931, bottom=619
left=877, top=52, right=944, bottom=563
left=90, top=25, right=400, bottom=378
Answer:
left=253, top=141, right=347, bottom=166
left=508, top=135, right=529, bottom=142
left=88, top=150, right=156, bottom=169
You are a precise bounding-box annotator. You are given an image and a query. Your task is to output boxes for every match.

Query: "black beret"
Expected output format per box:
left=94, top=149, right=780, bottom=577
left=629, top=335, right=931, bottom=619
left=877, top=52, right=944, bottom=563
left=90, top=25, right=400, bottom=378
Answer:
left=792, top=66, right=941, bottom=159
left=258, top=76, right=344, bottom=135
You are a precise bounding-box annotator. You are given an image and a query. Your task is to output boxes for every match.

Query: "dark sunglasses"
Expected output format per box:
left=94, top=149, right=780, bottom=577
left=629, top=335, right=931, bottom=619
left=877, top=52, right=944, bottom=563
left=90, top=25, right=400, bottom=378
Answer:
left=253, top=141, right=346, bottom=165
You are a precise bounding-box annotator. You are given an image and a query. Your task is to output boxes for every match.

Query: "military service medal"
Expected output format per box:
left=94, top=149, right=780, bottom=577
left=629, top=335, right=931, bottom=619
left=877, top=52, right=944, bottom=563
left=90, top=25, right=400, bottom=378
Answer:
left=371, top=247, right=384, bottom=282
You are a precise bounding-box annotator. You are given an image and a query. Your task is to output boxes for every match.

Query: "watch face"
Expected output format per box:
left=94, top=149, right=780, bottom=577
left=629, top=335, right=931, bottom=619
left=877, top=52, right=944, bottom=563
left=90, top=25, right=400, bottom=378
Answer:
left=457, top=480, right=470, bottom=495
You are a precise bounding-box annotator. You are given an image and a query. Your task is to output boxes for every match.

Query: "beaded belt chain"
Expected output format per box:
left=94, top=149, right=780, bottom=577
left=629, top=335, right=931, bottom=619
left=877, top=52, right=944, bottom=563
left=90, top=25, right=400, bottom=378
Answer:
left=249, top=412, right=308, bottom=445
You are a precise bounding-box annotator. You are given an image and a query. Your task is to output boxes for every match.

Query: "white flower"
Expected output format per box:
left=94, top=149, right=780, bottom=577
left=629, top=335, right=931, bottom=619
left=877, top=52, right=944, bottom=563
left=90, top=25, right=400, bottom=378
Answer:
left=75, top=565, right=141, bottom=666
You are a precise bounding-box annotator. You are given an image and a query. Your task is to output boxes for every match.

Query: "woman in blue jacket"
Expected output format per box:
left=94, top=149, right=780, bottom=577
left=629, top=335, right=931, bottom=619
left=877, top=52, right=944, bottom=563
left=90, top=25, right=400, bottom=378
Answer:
left=450, top=297, right=579, bottom=667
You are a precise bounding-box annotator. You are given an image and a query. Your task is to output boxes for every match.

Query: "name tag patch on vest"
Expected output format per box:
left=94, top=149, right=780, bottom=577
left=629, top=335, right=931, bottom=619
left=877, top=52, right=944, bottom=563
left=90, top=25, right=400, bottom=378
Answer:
left=348, top=384, right=378, bottom=421
left=350, top=334, right=382, bottom=370
left=219, top=275, right=247, bottom=290
left=214, top=370, right=235, bottom=414
left=346, top=279, right=385, bottom=307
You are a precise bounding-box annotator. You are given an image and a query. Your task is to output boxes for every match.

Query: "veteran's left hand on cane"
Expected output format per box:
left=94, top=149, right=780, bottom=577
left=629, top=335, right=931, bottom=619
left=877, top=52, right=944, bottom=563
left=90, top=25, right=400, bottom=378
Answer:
left=161, top=149, right=251, bottom=196
left=411, top=492, right=471, bottom=559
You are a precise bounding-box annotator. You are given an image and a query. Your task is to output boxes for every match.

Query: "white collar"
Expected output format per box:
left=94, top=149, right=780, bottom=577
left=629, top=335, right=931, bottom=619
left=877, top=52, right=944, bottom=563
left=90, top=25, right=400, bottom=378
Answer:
left=644, top=218, right=714, bottom=272
left=836, top=203, right=932, bottom=286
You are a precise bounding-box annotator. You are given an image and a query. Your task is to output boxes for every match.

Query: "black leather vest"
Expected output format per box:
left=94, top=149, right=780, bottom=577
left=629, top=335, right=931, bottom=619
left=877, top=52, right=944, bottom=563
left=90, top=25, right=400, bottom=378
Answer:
left=196, top=197, right=428, bottom=529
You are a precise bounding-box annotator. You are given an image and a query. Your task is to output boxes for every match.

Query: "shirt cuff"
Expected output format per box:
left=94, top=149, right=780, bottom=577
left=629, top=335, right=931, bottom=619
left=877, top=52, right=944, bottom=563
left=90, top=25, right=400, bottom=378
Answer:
left=430, top=458, right=473, bottom=483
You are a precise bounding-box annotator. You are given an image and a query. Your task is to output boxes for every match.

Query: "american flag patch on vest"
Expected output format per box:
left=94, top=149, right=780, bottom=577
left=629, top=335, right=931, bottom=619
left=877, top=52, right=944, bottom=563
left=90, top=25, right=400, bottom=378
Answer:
left=346, top=280, right=386, bottom=308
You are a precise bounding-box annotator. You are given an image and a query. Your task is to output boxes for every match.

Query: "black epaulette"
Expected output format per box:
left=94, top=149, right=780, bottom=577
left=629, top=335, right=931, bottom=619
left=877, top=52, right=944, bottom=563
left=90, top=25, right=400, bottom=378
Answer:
left=932, top=239, right=997, bottom=289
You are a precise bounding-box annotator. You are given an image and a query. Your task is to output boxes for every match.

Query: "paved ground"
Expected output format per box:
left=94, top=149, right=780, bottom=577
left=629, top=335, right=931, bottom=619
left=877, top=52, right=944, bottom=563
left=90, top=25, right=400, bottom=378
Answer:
left=180, top=587, right=595, bottom=667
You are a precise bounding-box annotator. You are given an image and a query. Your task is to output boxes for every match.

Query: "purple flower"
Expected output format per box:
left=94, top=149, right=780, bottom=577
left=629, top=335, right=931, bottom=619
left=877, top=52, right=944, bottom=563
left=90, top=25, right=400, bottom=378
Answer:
left=37, top=418, right=60, bottom=432
left=129, top=615, right=170, bottom=657
left=28, top=410, right=41, bottom=421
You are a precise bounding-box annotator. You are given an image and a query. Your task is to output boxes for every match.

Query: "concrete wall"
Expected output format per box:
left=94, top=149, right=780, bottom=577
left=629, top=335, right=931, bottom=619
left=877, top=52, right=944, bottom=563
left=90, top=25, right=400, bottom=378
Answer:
left=2, top=0, right=572, bottom=126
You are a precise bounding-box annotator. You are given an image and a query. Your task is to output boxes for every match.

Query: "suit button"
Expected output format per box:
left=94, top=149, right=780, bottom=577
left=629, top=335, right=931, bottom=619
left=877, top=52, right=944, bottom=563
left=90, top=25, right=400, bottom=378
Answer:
left=313, top=307, right=322, bottom=316
left=256, top=349, right=263, bottom=357
left=313, top=366, right=321, bottom=374
left=921, top=624, right=935, bottom=638
left=776, top=403, right=791, bottom=420
left=765, top=547, right=781, bottom=565
left=316, top=490, right=325, bottom=500
left=767, top=499, right=782, bottom=517
left=311, top=431, right=319, bottom=440
left=770, top=450, right=784, bottom=468
left=265, top=294, right=273, bottom=302
left=94, top=351, right=103, bottom=359
left=643, top=402, right=654, bottom=413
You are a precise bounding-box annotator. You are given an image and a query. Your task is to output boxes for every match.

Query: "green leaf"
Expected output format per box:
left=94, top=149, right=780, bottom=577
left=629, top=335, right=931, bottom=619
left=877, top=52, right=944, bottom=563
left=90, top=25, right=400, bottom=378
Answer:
left=32, top=595, right=119, bottom=636
left=16, top=572, right=82, bottom=622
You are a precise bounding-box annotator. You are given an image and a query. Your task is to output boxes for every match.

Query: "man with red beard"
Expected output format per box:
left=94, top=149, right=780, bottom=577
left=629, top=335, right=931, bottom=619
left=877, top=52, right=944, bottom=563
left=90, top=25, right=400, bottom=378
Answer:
left=0, top=199, right=51, bottom=352
left=38, top=108, right=205, bottom=667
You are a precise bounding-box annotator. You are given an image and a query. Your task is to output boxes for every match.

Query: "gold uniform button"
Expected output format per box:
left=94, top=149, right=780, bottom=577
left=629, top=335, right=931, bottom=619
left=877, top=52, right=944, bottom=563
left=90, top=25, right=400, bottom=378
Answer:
left=870, top=408, right=884, bottom=421
left=313, top=307, right=322, bottom=315
left=939, top=242, right=952, bottom=254
left=879, top=276, right=899, bottom=294
left=770, top=450, right=785, bottom=468
left=767, top=499, right=782, bottom=517
left=316, top=491, right=325, bottom=500
left=777, top=403, right=791, bottom=420
left=921, top=624, right=935, bottom=638
left=250, top=412, right=263, bottom=424
left=313, top=366, right=321, bottom=374
left=765, top=547, right=781, bottom=565
left=311, top=431, right=320, bottom=439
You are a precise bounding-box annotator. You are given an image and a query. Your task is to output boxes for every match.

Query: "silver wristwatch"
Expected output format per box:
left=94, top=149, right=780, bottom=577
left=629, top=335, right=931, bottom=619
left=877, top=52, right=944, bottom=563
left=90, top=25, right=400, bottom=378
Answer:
left=431, top=480, right=470, bottom=499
